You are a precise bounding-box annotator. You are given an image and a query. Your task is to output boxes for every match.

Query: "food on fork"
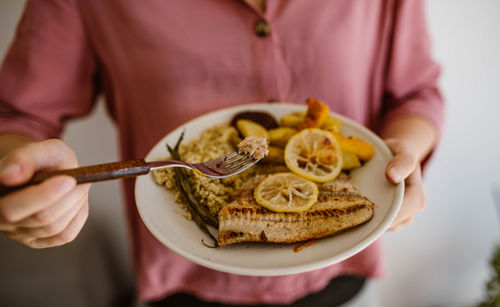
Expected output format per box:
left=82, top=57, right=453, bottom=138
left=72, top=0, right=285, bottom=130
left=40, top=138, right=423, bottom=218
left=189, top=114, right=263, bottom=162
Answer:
left=237, top=136, right=269, bottom=160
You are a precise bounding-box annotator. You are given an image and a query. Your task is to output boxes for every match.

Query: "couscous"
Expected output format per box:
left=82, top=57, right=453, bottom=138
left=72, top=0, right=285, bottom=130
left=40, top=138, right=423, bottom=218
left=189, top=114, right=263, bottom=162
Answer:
left=152, top=124, right=258, bottom=219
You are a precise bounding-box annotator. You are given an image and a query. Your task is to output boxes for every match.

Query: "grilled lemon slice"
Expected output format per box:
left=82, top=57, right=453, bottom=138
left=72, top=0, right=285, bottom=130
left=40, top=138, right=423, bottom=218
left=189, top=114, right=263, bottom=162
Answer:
left=284, top=128, right=342, bottom=182
left=254, top=172, right=318, bottom=212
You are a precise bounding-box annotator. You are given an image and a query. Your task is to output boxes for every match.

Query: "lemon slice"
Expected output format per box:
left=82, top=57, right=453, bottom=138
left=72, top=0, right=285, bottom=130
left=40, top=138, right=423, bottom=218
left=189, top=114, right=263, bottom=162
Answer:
left=284, top=128, right=343, bottom=182
left=254, top=173, right=318, bottom=212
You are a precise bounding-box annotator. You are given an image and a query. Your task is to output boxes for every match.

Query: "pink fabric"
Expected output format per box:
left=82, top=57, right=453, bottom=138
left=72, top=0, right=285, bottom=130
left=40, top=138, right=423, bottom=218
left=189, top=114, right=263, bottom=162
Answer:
left=0, top=0, right=444, bottom=304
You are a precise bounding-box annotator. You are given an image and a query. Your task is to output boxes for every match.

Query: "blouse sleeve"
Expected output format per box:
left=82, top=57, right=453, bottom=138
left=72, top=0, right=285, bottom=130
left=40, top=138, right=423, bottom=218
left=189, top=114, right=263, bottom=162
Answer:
left=0, top=0, right=97, bottom=140
left=381, top=0, right=445, bottom=137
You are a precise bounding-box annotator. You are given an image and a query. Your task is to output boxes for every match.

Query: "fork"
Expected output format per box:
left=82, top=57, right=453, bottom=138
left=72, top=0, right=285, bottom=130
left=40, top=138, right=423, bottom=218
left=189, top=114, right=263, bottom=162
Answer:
left=0, top=151, right=260, bottom=197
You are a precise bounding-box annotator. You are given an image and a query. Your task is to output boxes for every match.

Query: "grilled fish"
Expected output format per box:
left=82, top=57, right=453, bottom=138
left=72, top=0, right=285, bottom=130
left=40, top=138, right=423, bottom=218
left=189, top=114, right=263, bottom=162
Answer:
left=218, top=174, right=374, bottom=246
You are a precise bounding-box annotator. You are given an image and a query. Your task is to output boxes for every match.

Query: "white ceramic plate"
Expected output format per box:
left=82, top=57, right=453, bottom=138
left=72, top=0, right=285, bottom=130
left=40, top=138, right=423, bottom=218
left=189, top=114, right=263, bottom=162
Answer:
left=135, top=103, right=403, bottom=276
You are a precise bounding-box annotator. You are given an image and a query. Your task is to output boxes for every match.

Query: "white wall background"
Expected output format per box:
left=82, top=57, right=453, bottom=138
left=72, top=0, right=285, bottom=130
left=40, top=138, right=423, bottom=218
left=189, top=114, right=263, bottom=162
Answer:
left=1, top=1, right=499, bottom=306
left=380, top=1, right=500, bottom=306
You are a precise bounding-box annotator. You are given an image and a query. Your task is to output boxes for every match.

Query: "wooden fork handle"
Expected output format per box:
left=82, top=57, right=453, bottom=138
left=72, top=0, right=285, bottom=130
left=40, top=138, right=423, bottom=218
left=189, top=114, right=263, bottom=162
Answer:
left=0, top=159, right=150, bottom=197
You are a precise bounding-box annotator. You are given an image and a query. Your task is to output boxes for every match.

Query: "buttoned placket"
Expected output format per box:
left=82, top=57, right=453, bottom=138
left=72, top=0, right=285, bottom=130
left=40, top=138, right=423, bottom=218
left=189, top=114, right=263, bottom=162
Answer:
left=240, top=0, right=290, bottom=104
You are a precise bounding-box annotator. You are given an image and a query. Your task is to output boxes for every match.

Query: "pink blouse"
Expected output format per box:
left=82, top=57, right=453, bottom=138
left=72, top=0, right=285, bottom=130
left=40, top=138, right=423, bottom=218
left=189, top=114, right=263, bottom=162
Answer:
left=0, top=0, right=444, bottom=304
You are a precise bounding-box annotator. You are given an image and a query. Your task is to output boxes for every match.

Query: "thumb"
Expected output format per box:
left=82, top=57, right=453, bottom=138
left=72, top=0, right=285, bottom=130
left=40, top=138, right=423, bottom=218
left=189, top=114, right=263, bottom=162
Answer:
left=0, top=139, right=78, bottom=186
left=384, top=139, right=418, bottom=184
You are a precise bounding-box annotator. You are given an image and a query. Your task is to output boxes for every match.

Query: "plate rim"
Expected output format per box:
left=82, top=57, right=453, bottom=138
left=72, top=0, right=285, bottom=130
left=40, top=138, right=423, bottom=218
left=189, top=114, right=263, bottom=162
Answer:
left=135, top=102, right=404, bottom=276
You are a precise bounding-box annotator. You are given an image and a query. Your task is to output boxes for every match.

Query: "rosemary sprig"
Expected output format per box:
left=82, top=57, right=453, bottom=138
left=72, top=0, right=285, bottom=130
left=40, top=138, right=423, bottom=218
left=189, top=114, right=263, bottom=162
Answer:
left=167, top=132, right=219, bottom=247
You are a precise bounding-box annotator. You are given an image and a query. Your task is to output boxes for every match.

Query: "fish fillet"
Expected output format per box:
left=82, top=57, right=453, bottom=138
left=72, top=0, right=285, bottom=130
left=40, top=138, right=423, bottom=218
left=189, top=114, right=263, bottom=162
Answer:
left=218, top=174, right=374, bottom=246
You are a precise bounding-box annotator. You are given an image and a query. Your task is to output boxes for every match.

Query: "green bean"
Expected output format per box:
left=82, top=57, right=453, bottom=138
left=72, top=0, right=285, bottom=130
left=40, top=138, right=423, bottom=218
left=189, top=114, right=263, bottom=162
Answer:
left=167, top=134, right=219, bottom=227
left=167, top=132, right=219, bottom=247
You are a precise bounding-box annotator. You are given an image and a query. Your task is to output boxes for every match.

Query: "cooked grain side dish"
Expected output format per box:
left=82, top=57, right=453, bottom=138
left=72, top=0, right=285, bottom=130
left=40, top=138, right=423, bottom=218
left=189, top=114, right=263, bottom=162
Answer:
left=152, top=124, right=258, bottom=219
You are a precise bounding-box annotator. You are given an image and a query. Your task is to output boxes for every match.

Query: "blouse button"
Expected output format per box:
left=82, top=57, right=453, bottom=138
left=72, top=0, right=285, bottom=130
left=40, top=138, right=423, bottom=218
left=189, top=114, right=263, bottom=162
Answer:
left=254, top=19, right=271, bottom=37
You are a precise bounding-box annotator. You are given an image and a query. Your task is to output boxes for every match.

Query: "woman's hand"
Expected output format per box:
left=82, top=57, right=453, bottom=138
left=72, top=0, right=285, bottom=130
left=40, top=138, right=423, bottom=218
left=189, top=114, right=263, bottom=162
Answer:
left=384, top=138, right=426, bottom=231
left=0, top=139, right=90, bottom=248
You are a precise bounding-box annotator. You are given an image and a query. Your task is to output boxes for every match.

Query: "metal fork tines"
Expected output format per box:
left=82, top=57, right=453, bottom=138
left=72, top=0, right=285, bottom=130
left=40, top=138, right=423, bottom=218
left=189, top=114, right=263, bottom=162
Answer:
left=147, top=151, right=260, bottom=179
left=194, top=151, right=259, bottom=178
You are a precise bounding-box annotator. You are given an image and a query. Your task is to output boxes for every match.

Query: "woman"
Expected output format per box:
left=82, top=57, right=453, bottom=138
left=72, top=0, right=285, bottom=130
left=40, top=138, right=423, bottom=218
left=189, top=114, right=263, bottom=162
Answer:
left=0, top=1, right=443, bottom=306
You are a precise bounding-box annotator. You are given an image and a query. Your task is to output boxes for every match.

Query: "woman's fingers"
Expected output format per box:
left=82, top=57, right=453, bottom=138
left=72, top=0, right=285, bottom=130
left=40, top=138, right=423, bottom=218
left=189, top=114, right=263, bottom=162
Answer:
left=0, top=139, right=90, bottom=248
left=16, top=184, right=91, bottom=228
left=0, top=176, right=76, bottom=225
left=388, top=216, right=414, bottom=231
left=0, top=139, right=78, bottom=186
left=7, top=185, right=90, bottom=240
left=28, top=202, right=89, bottom=249
left=387, top=166, right=426, bottom=231
left=385, top=139, right=418, bottom=184
left=402, top=161, right=423, bottom=186
left=384, top=138, right=427, bottom=231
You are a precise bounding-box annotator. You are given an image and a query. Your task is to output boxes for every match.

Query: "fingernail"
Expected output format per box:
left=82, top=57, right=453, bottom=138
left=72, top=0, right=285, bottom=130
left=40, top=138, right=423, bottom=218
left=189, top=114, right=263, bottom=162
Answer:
left=388, top=167, right=402, bottom=183
left=0, top=164, right=20, bottom=180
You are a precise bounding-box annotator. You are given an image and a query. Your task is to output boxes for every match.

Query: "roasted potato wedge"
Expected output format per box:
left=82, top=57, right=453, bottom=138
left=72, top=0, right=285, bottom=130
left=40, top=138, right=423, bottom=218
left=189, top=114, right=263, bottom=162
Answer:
left=268, top=127, right=297, bottom=147
left=230, top=132, right=243, bottom=149
left=262, top=146, right=284, bottom=164
left=341, top=150, right=362, bottom=170
left=331, top=132, right=374, bottom=161
left=298, top=98, right=330, bottom=130
left=236, top=119, right=269, bottom=140
left=280, top=112, right=342, bottom=131
left=230, top=111, right=278, bottom=130
left=279, top=111, right=306, bottom=127
left=322, top=115, right=342, bottom=132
